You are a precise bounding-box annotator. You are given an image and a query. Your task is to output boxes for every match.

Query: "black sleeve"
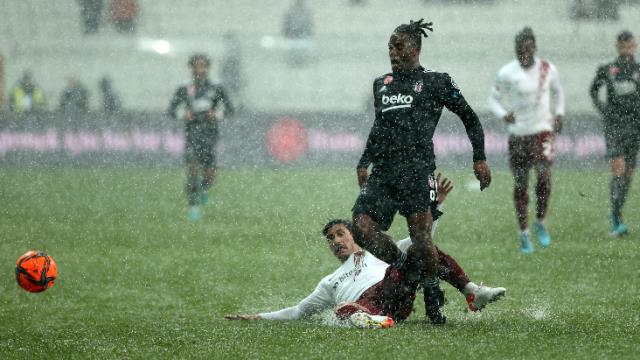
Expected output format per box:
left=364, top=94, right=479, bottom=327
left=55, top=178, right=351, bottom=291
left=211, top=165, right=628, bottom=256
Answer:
left=589, top=66, right=607, bottom=114
left=439, top=73, right=486, bottom=162
left=218, top=86, right=235, bottom=117
left=357, top=126, right=375, bottom=169
left=167, top=87, right=187, bottom=119
left=8, top=89, right=15, bottom=111
left=58, top=91, right=67, bottom=109
left=357, top=81, right=382, bottom=169
left=81, top=88, right=89, bottom=113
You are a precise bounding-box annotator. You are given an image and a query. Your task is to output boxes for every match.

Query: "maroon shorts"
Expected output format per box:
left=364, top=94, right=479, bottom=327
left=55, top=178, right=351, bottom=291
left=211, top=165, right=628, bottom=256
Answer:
left=335, top=266, right=418, bottom=322
left=508, top=131, right=555, bottom=171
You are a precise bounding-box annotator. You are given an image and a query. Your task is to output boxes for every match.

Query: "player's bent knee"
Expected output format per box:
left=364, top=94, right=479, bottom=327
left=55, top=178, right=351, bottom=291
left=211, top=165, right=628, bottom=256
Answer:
left=352, top=214, right=377, bottom=246
left=611, top=157, right=626, bottom=176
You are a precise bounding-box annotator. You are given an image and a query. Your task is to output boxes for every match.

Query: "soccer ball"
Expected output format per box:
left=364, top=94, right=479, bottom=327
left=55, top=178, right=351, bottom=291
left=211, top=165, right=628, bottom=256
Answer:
left=15, top=250, right=58, bottom=293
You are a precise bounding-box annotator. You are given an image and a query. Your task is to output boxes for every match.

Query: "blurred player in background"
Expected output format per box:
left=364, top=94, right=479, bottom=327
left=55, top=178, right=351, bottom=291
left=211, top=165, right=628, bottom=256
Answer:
left=590, top=31, right=640, bottom=237
left=488, top=27, right=565, bottom=254
left=352, top=19, right=491, bottom=325
left=168, top=54, right=234, bottom=221
left=225, top=174, right=506, bottom=328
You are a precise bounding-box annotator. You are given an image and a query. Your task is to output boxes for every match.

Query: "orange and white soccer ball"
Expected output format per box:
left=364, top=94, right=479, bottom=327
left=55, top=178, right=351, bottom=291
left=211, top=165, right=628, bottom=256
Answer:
left=15, top=250, right=58, bottom=293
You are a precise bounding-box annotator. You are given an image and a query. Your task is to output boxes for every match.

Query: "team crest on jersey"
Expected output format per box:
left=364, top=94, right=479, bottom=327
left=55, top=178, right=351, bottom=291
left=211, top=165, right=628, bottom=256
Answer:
left=414, top=81, right=423, bottom=93
left=633, top=72, right=640, bottom=81
left=187, top=85, right=196, bottom=97
left=383, top=75, right=393, bottom=85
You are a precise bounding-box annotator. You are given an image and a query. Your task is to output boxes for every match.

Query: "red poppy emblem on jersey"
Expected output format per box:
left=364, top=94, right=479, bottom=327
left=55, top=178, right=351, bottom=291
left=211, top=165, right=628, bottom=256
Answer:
left=414, top=81, right=423, bottom=93
left=609, top=66, right=619, bottom=77
left=384, top=75, right=393, bottom=85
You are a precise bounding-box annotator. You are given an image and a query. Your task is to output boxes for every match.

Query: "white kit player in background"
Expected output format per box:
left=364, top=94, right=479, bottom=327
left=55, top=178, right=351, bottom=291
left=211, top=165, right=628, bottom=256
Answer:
left=488, top=26, right=565, bottom=254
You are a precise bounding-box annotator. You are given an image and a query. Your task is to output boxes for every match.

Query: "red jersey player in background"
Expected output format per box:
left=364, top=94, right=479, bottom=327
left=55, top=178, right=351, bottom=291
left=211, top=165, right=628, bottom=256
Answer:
left=488, top=27, right=565, bottom=254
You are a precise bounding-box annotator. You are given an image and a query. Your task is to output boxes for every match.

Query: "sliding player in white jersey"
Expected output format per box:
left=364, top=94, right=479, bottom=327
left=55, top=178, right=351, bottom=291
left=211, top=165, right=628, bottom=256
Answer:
left=488, top=27, right=565, bottom=254
left=225, top=174, right=506, bottom=328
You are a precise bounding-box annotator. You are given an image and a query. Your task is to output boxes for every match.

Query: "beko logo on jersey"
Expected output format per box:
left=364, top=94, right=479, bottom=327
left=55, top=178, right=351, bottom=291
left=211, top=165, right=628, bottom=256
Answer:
left=382, top=94, right=413, bottom=105
left=381, top=93, right=413, bottom=112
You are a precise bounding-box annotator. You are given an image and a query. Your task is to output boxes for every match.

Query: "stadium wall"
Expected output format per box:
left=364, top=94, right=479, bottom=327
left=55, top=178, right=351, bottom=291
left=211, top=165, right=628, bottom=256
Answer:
left=0, top=110, right=607, bottom=168
left=1, top=1, right=638, bottom=113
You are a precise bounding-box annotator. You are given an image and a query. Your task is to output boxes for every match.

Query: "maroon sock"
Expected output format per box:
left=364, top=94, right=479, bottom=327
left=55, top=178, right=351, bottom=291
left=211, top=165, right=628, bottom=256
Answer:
left=436, top=247, right=470, bottom=294
left=514, top=185, right=529, bottom=230
left=535, top=170, right=551, bottom=220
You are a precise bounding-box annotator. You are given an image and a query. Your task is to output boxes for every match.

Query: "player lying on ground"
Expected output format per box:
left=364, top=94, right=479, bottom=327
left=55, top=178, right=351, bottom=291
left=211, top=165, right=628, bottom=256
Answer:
left=225, top=174, right=506, bottom=328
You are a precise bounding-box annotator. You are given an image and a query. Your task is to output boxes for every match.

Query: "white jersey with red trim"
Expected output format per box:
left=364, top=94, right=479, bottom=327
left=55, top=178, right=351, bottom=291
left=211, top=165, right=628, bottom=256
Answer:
left=258, top=210, right=443, bottom=321
left=488, top=58, right=565, bottom=136
left=259, top=251, right=389, bottom=320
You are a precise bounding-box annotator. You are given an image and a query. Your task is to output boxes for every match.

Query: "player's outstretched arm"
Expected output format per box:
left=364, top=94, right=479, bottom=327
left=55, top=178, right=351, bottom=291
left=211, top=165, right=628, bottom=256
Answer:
left=225, top=314, right=262, bottom=321
left=225, top=280, right=335, bottom=322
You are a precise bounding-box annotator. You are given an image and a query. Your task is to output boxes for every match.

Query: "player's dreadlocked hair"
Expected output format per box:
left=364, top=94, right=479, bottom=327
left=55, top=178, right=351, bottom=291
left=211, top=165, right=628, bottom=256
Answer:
left=515, top=26, right=536, bottom=46
left=617, top=30, right=634, bottom=43
left=393, top=18, right=434, bottom=50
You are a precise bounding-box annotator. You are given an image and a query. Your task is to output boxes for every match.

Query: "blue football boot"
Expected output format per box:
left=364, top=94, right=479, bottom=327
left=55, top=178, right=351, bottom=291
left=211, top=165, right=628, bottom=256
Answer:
left=615, top=223, right=629, bottom=236
left=535, top=222, right=551, bottom=247
left=199, top=191, right=208, bottom=206
left=520, top=231, right=534, bottom=254
left=188, top=206, right=201, bottom=221
left=609, top=212, right=629, bottom=237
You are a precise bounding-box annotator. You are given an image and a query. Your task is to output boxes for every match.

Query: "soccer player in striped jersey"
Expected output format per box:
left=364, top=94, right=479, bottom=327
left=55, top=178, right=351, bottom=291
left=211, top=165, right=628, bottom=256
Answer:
left=488, top=27, right=565, bottom=254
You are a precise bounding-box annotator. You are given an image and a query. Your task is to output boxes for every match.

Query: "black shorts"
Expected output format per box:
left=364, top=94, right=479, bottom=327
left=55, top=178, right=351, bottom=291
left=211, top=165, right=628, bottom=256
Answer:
left=185, top=127, right=218, bottom=167
left=604, top=122, right=640, bottom=167
left=352, top=172, right=438, bottom=231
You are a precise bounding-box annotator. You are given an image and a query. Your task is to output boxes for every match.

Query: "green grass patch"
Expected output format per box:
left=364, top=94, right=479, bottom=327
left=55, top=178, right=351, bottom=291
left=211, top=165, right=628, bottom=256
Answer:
left=0, top=168, right=638, bottom=359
